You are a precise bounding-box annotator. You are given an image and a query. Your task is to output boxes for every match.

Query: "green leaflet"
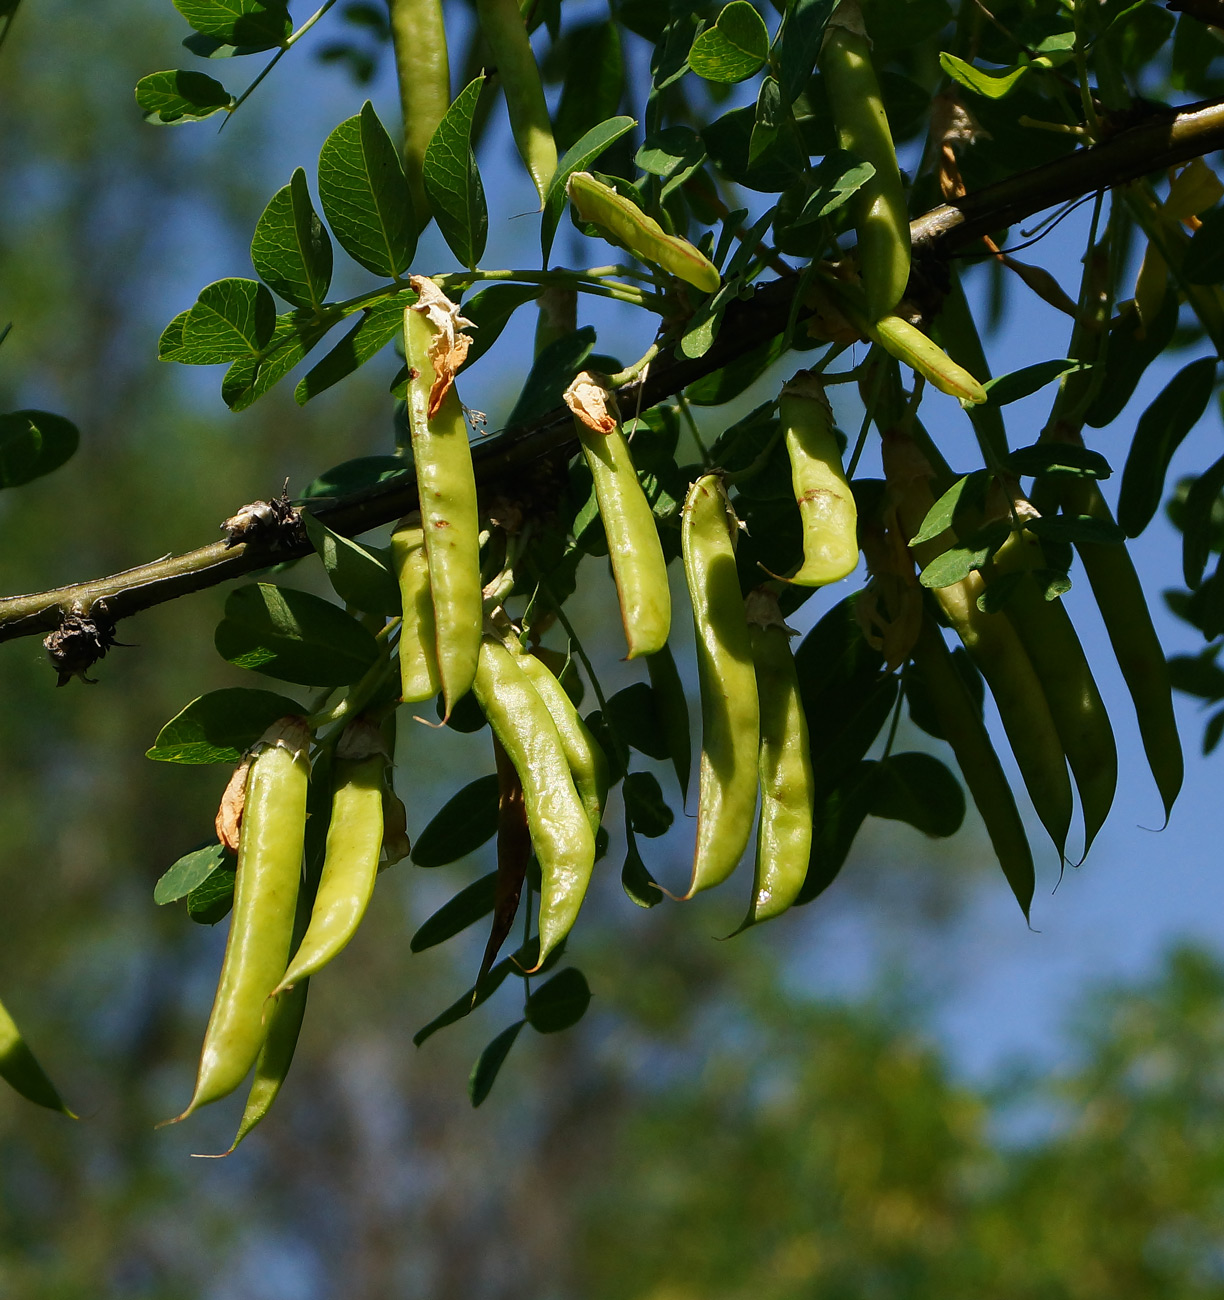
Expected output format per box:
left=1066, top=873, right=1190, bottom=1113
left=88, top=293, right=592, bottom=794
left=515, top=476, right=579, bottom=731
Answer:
left=423, top=77, right=488, bottom=271
left=688, top=1, right=769, bottom=83
left=135, top=69, right=233, bottom=123
left=251, top=168, right=333, bottom=311
left=318, top=102, right=416, bottom=278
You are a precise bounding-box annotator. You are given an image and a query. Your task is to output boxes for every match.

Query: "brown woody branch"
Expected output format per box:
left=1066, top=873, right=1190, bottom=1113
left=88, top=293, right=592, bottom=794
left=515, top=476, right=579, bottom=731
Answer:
left=4, top=94, right=1224, bottom=648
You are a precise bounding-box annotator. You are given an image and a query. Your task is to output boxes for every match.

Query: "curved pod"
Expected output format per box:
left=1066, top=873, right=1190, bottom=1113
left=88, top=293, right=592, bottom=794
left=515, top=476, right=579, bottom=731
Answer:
left=779, top=370, right=859, bottom=585
left=682, top=475, right=760, bottom=897
left=818, top=1, right=910, bottom=320
left=275, top=722, right=387, bottom=993
left=742, top=589, right=814, bottom=927
left=175, top=717, right=311, bottom=1121
left=473, top=637, right=596, bottom=966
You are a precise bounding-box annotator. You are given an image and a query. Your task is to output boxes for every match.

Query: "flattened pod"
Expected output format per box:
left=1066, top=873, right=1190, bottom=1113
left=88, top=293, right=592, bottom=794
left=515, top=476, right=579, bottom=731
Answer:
left=818, top=0, right=910, bottom=320
left=741, top=589, right=814, bottom=927
left=274, top=720, right=387, bottom=993
left=391, top=512, right=441, bottom=704
left=567, top=172, right=721, bottom=294
left=473, top=636, right=596, bottom=967
left=682, top=475, right=760, bottom=898
left=565, top=373, right=671, bottom=656
left=173, top=717, right=311, bottom=1122
left=405, top=279, right=483, bottom=719
left=779, top=370, right=859, bottom=585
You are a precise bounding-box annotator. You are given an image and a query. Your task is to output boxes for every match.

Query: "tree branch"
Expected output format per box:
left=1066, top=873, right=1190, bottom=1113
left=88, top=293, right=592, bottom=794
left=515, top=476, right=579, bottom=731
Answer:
left=5, top=94, right=1224, bottom=648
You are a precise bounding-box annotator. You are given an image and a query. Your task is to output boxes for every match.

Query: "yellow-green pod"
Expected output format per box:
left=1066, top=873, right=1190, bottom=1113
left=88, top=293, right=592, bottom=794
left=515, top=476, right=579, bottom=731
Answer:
left=274, top=721, right=387, bottom=994
left=867, top=314, right=988, bottom=404
left=517, top=648, right=609, bottom=836
left=779, top=370, right=859, bottom=585
left=391, top=512, right=441, bottom=704
left=681, top=475, right=760, bottom=898
left=565, top=372, right=671, bottom=656
left=567, top=171, right=721, bottom=294
left=475, top=0, right=556, bottom=203
left=405, top=281, right=483, bottom=720
left=818, top=0, right=910, bottom=320
left=740, top=589, right=814, bottom=927
left=387, top=0, right=451, bottom=221
left=173, top=717, right=311, bottom=1122
left=473, top=636, right=596, bottom=967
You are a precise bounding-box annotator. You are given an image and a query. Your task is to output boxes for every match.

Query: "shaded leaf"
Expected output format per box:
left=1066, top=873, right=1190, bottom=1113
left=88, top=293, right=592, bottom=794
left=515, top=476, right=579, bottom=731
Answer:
left=1007, top=442, right=1111, bottom=480
left=623, top=770, right=674, bottom=838
left=460, top=283, right=541, bottom=368
left=607, top=682, right=669, bottom=760
left=778, top=0, right=834, bottom=105
left=414, top=959, right=515, bottom=1046
left=214, top=583, right=381, bottom=686
left=525, top=967, right=591, bottom=1032
left=412, top=774, right=500, bottom=867
left=869, top=751, right=965, bottom=837
left=147, top=687, right=303, bottom=763
left=0, top=410, right=78, bottom=487
left=301, top=454, right=410, bottom=500
left=300, top=510, right=400, bottom=615
left=411, top=872, right=499, bottom=952
left=506, top=327, right=596, bottom=427
left=1183, top=453, right=1224, bottom=588
left=187, top=864, right=237, bottom=925
left=622, top=828, right=663, bottom=908
left=173, top=0, right=290, bottom=48
left=1117, top=357, right=1216, bottom=536
left=982, top=359, right=1085, bottom=407
left=796, top=761, right=878, bottom=904
left=468, top=1020, right=525, bottom=1107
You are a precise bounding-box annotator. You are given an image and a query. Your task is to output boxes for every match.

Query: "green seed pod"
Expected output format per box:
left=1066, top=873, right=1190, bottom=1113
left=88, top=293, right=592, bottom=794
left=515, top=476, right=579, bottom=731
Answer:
left=779, top=370, right=859, bottom=586
left=567, top=172, right=721, bottom=294
left=681, top=475, right=760, bottom=898
left=172, top=717, right=312, bottom=1123
left=565, top=373, right=671, bottom=656
left=818, top=0, right=910, bottom=320
left=391, top=512, right=441, bottom=704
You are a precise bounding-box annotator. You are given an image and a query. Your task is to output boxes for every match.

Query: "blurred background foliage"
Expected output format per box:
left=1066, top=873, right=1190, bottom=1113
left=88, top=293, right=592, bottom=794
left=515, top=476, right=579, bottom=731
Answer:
left=4, top=0, right=1224, bottom=1296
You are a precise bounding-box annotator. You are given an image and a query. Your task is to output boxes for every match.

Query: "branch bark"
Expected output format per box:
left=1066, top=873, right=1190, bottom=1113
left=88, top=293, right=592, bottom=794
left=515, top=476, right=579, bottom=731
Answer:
left=5, top=94, right=1224, bottom=648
